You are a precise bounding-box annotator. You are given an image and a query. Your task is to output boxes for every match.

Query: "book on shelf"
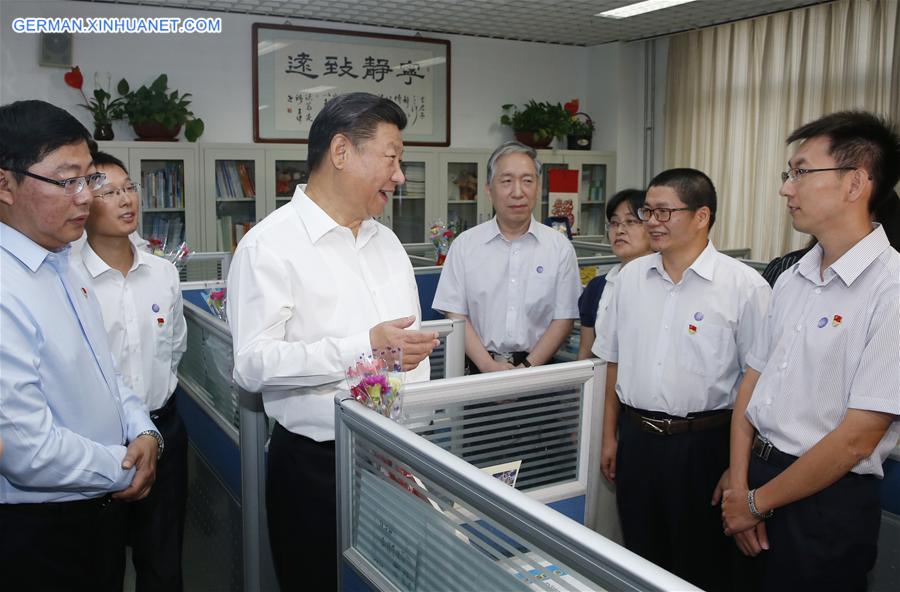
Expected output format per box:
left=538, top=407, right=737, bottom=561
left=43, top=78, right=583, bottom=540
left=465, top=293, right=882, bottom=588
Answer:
left=215, top=161, right=256, bottom=199
left=216, top=215, right=254, bottom=251
left=142, top=162, right=184, bottom=209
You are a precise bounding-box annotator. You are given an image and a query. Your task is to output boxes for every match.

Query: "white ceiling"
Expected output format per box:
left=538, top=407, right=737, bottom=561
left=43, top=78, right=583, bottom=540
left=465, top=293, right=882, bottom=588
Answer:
left=84, top=0, right=831, bottom=46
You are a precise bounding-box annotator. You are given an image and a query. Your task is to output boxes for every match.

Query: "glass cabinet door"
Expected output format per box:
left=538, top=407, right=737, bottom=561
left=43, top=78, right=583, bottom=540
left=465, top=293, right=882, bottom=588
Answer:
left=445, top=161, right=480, bottom=233
left=129, top=146, right=199, bottom=253
left=391, top=160, right=427, bottom=243
left=204, top=148, right=264, bottom=252
left=273, top=158, right=309, bottom=209
left=578, top=163, right=607, bottom=236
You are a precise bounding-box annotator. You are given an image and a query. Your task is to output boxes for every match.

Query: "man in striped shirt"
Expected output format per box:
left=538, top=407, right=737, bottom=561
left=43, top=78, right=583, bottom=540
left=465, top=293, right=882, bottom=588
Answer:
left=722, top=111, right=900, bottom=592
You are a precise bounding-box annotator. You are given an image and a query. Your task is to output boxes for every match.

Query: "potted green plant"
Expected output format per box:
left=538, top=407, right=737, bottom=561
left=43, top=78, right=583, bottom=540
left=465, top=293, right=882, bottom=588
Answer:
left=64, top=66, right=125, bottom=141
left=500, top=100, right=570, bottom=149
left=117, top=74, right=205, bottom=142
left=564, top=99, right=595, bottom=150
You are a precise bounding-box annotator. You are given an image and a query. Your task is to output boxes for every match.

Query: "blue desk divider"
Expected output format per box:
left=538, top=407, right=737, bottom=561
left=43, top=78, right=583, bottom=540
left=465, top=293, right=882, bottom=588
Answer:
left=884, top=457, right=900, bottom=515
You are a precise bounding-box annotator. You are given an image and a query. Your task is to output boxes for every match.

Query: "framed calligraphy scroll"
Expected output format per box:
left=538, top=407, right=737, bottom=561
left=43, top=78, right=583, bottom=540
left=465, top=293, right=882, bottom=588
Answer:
left=253, top=24, right=450, bottom=146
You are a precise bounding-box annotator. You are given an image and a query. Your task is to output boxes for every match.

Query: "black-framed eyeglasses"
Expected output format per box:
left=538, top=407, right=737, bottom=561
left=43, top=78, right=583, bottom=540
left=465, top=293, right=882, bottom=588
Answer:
left=94, top=182, right=141, bottom=201
left=606, top=219, right=643, bottom=232
left=17, top=170, right=107, bottom=195
left=637, top=206, right=693, bottom=222
left=780, top=167, right=856, bottom=183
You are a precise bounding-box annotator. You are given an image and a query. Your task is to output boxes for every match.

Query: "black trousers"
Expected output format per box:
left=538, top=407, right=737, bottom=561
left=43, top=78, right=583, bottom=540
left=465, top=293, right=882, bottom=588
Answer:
left=126, top=399, right=188, bottom=592
left=742, top=452, right=881, bottom=592
left=266, top=422, right=337, bottom=592
left=615, top=411, right=732, bottom=592
left=0, top=495, right=126, bottom=592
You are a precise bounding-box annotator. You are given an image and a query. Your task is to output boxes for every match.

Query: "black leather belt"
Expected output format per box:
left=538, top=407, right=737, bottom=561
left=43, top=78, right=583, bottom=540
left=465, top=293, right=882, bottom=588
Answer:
left=623, top=405, right=731, bottom=436
left=752, top=433, right=796, bottom=466
left=487, top=351, right=529, bottom=366
left=150, top=396, right=176, bottom=424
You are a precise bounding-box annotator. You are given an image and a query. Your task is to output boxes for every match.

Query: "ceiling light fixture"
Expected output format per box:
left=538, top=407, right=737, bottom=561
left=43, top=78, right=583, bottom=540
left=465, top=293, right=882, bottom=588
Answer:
left=596, top=0, right=700, bottom=19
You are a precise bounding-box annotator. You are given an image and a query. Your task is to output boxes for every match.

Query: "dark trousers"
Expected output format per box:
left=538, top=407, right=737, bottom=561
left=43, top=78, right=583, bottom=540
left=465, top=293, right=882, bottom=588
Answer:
left=742, top=452, right=881, bottom=592
left=126, top=399, right=188, bottom=592
left=0, top=495, right=126, bottom=592
left=615, top=411, right=732, bottom=592
left=267, top=422, right=337, bottom=592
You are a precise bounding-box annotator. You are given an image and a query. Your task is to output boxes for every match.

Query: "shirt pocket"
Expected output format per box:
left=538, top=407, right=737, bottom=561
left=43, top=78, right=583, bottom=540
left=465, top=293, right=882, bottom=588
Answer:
left=676, top=322, right=733, bottom=380
left=152, top=307, right=174, bottom=363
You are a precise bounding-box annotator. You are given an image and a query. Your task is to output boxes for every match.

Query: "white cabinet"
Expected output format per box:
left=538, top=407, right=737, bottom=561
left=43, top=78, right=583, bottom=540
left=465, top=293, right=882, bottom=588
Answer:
left=534, top=149, right=616, bottom=236
left=438, top=150, right=491, bottom=233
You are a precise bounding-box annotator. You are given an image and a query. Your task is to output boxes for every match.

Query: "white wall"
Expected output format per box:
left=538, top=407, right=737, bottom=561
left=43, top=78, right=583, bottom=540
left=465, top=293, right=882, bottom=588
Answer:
left=0, top=0, right=663, bottom=189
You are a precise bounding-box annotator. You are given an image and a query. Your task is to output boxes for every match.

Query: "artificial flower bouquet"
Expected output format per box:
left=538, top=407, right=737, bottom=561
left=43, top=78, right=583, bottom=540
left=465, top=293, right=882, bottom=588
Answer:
left=346, top=348, right=405, bottom=420
left=429, top=219, right=455, bottom=266
left=202, top=287, right=227, bottom=322
left=148, top=238, right=191, bottom=270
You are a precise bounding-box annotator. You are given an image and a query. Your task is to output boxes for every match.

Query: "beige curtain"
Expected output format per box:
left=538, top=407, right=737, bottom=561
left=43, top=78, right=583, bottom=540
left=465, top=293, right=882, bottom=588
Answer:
left=664, top=0, right=900, bottom=261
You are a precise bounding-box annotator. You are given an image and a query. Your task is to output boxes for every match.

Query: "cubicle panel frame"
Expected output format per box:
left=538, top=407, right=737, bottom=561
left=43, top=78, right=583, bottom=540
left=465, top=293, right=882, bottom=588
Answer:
left=335, top=374, right=698, bottom=592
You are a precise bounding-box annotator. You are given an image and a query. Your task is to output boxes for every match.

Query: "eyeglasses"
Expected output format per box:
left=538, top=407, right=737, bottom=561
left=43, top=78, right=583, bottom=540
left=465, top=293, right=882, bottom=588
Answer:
left=606, top=219, right=643, bottom=232
left=17, top=170, right=107, bottom=195
left=637, top=206, right=693, bottom=222
left=780, top=167, right=856, bottom=183
left=94, top=183, right=140, bottom=201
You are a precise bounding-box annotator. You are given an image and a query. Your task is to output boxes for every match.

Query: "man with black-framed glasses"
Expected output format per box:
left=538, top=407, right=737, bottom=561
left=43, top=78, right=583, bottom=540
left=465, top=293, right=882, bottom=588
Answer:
left=0, top=100, right=160, bottom=592
left=722, top=111, right=900, bottom=591
left=594, top=167, right=770, bottom=591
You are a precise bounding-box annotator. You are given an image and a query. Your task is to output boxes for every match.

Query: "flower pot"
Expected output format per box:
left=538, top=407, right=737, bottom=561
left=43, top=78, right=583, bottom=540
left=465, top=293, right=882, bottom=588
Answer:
left=566, top=134, right=592, bottom=150
left=514, top=131, right=553, bottom=149
left=93, top=123, right=114, bottom=141
left=132, top=121, right=181, bottom=142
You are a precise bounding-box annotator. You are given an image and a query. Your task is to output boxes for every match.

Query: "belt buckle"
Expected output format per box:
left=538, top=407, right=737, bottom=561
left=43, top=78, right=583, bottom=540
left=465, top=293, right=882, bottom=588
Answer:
left=643, top=417, right=671, bottom=435
left=754, top=435, right=773, bottom=461
left=492, top=352, right=514, bottom=363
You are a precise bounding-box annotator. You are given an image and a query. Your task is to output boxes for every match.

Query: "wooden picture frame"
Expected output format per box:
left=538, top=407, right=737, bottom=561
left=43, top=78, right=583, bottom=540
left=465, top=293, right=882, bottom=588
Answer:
left=253, top=24, right=450, bottom=146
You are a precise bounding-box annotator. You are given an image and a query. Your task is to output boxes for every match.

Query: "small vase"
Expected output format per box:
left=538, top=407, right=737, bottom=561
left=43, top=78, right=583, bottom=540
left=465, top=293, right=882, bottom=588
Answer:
left=93, top=123, right=114, bottom=141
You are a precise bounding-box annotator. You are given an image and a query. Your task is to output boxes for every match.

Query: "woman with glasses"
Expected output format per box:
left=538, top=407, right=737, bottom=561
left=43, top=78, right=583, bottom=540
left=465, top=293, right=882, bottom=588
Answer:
left=576, top=189, right=651, bottom=360
left=76, top=151, right=188, bottom=592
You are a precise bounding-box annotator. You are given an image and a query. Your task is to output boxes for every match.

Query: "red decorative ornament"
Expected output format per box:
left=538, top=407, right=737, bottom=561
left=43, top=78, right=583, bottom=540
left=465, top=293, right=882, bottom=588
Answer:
left=564, top=99, right=580, bottom=117
left=64, top=66, right=84, bottom=90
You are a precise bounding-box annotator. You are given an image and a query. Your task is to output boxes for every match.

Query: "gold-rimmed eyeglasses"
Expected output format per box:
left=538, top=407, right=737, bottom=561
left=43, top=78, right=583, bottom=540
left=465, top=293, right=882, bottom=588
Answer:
left=94, top=183, right=141, bottom=201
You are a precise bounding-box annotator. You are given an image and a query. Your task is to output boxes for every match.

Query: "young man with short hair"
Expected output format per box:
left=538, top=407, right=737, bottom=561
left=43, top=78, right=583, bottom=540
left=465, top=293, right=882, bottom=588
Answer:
left=78, top=151, right=188, bottom=592
left=722, top=111, right=900, bottom=592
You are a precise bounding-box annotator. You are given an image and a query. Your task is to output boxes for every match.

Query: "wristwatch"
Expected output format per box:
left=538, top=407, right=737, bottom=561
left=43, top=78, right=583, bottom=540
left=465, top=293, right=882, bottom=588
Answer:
left=137, top=429, right=164, bottom=460
left=521, top=357, right=532, bottom=368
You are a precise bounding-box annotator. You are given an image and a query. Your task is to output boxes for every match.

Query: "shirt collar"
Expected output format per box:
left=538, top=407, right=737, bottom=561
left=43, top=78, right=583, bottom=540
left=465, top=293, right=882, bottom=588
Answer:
left=483, top=216, right=541, bottom=244
left=80, top=240, right=145, bottom=279
left=0, top=221, right=57, bottom=272
left=291, top=185, right=378, bottom=246
left=795, top=224, right=890, bottom=287
left=647, top=240, right=717, bottom=282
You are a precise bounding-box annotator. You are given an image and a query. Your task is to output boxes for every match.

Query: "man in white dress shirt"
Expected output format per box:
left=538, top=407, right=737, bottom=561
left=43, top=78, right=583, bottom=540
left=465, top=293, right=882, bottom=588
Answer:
left=594, top=168, right=770, bottom=591
left=432, top=141, right=581, bottom=373
left=78, top=151, right=188, bottom=591
left=227, top=93, right=439, bottom=591
left=722, top=112, right=900, bottom=592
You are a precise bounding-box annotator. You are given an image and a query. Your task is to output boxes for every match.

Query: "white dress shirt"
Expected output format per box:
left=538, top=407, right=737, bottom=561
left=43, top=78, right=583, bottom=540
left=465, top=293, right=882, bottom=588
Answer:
left=432, top=217, right=580, bottom=353
left=227, top=186, right=430, bottom=442
left=78, top=242, right=187, bottom=411
left=745, top=225, right=899, bottom=477
left=0, top=223, right=155, bottom=503
left=590, top=263, right=621, bottom=355
left=595, top=241, right=771, bottom=416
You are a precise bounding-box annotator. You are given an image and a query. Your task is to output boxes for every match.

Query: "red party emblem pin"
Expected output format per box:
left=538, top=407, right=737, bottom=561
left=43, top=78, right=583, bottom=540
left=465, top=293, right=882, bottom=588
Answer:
left=688, top=324, right=697, bottom=334
left=832, top=314, right=843, bottom=327
left=157, top=317, right=165, bottom=327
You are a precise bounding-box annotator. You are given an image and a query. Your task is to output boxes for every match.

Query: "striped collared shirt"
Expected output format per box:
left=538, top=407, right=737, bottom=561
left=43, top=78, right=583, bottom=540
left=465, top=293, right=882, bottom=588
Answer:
left=745, top=225, right=900, bottom=477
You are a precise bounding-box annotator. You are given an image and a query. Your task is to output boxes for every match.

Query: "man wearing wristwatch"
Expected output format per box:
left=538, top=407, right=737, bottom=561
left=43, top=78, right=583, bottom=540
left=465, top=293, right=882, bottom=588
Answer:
left=722, top=112, right=900, bottom=592
left=0, top=100, right=160, bottom=592
left=78, top=151, right=188, bottom=591
left=432, top=141, right=580, bottom=374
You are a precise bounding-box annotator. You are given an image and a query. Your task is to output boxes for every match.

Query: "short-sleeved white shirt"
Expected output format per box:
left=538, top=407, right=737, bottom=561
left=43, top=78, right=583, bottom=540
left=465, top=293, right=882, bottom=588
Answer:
left=745, top=225, right=900, bottom=477
left=432, top=217, right=580, bottom=353
left=594, top=241, right=771, bottom=416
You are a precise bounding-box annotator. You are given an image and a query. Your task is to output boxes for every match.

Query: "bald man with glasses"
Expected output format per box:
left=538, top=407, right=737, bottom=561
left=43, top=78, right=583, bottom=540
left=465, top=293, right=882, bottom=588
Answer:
left=0, top=100, right=160, bottom=592
left=594, top=167, right=770, bottom=591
